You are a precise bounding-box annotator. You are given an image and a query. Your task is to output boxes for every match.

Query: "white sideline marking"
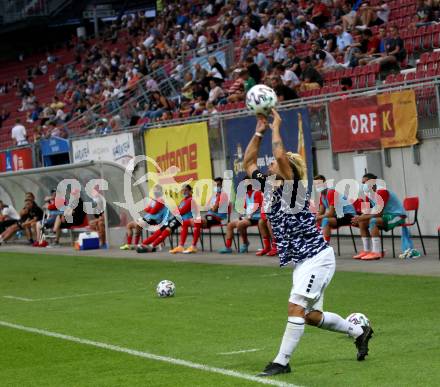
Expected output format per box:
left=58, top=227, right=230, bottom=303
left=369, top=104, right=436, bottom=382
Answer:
left=0, top=320, right=299, bottom=387
left=218, top=348, right=262, bottom=355
left=3, top=296, right=33, bottom=302
left=3, top=288, right=147, bottom=302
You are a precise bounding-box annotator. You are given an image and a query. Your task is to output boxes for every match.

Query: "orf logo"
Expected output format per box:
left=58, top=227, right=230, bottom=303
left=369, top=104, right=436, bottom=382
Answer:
left=378, top=103, right=395, bottom=138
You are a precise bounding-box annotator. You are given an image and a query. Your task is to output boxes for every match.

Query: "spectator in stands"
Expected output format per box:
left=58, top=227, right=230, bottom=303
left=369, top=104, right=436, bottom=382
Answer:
left=271, top=76, right=298, bottom=101
left=38, top=60, right=48, bottom=75
left=18, top=91, right=36, bottom=112
left=272, top=38, right=287, bottom=62
left=258, top=14, right=275, bottom=42
left=299, top=58, right=323, bottom=91
left=208, top=56, right=226, bottom=82
left=342, top=30, right=366, bottom=67
left=220, top=15, right=236, bottom=41
left=251, top=47, right=269, bottom=71
left=0, top=196, right=43, bottom=245
left=228, top=69, right=256, bottom=103
left=208, top=79, right=226, bottom=105
left=245, top=56, right=262, bottom=84
left=96, top=118, right=112, bottom=136
left=311, top=41, right=339, bottom=72
left=219, top=182, right=263, bottom=254
left=283, top=47, right=301, bottom=76
left=50, top=96, right=65, bottom=111
left=358, top=29, right=381, bottom=65
left=241, top=22, right=259, bottom=58
left=334, top=25, right=353, bottom=53
left=416, top=0, right=434, bottom=26
left=194, top=63, right=208, bottom=85
left=291, top=16, right=312, bottom=43
left=373, top=25, right=406, bottom=68
left=144, top=91, right=173, bottom=120
left=321, top=26, right=337, bottom=53
left=55, top=77, right=68, bottom=95
left=0, top=201, right=21, bottom=234
left=311, top=0, right=331, bottom=28
left=11, top=118, right=28, bottom=146
left=0, top=108, right=10, bottom=128
left=372, top=1, right=391, bottom=25
left=275, top=64, right=300, bottom=89
left=51, top=189, right=86, bottom=247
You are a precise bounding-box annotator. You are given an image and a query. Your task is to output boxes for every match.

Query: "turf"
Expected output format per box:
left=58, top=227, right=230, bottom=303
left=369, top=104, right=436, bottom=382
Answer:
left=0, top=252, right=438, bottom=387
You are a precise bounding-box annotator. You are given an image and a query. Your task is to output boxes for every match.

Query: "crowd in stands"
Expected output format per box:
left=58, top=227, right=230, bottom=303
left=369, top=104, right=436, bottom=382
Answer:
left=1, top=0, right=440, bottom=148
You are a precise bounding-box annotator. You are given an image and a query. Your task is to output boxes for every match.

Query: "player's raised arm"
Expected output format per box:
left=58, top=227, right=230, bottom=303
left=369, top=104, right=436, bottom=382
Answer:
left=243, top=114, right=268, bottom=177
left=270, top=109, right=293, bottom=181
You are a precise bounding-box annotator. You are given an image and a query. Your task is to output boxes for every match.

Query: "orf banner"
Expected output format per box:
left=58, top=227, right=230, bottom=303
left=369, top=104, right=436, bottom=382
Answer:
left=72, top=133, right=135, bottom=167
left=224, top=108, right=313, bottom=187
left=144, top=121, right=212, bottom=183
left=0, top=146, right=33, bottom=172
left=329, top=90, right=418, bottom=153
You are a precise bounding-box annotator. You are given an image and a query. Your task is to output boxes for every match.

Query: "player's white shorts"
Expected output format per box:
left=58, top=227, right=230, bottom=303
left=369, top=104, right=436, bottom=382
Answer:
left=289, top=247, right=335, bottom=313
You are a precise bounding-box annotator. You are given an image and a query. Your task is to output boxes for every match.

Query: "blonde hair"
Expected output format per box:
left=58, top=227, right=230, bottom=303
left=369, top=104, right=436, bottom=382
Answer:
left=286, top=152, right=307, bottom=180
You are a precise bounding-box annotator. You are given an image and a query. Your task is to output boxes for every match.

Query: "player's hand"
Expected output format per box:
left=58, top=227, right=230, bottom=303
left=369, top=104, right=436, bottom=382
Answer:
left=255, top=114, right=268, bottom=134
left=270, top=108, right=282, bottom=131
left=351, top=216, right=359, bottom=225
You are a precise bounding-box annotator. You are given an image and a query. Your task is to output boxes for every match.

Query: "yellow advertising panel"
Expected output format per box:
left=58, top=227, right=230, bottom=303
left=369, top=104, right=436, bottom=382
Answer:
left=144, top=121, right=212, bottom=191
left=378, top=89, right=419, bottom=148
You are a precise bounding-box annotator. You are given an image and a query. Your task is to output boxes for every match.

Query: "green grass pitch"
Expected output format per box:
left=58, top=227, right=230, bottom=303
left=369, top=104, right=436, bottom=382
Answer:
left=0, top=252, right=438, bottom=387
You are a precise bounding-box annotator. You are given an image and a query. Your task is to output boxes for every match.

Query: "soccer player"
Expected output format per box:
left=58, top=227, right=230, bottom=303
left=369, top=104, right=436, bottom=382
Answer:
left=314, top=174, right=357, bottom=243
left=0, top=200, right=21, bottom=234
left=243, top=109, right=373, bottom=377
left=351, top=173, right=414, bottom=260
left=138, top=185, right=194, bottom=253
left=119, top=185, right=168, bottom=250
left=171, top=177, right=229, bottom=254
left=219, top=182, right=263, bottom=253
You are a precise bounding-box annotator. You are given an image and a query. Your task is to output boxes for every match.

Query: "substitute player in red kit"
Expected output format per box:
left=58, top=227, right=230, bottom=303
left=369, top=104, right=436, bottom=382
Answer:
left=170, top=177, right=229, bottom=254
left=120, top=185, right=169, bottom=250
left=137, top=185, right=195, bottom=253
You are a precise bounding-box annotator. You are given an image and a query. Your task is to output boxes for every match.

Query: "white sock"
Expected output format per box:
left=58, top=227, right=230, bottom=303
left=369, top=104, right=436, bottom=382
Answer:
left=372, top=237, right=381, bottom=253
left=273, top=316, right=304, bottom=366
left=362, top=237, right=370, bottom=251
left=319, top=312, right=363, bottom=339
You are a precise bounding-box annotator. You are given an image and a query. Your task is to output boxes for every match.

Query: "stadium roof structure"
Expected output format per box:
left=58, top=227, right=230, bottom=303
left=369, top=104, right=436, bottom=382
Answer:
left=0, top=161, right=146, bottom=228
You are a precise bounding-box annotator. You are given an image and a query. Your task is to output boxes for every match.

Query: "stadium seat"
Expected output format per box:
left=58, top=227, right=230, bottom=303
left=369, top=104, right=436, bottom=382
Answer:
left=200, top=203, right=233, bottom=252
left=335, top=225, right=358, bottom=257
left=383, top=197, right=427, bottom=257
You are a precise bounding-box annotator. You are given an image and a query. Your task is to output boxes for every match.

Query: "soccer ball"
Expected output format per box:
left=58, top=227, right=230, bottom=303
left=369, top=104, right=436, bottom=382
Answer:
left=156, top=280, right=176, bottom=298
left=246, top=84, right=278, bottom=115
left=346, top=312, right=370, bottom=327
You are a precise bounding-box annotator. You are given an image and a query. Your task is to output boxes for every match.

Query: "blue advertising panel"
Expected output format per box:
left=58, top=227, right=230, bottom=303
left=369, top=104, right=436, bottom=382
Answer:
left=224, top=108, right=313, bottom=189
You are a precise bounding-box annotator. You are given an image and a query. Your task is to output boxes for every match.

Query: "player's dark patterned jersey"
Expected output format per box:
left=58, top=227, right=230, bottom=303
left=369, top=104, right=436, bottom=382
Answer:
left=252, top=170, right=327, bottom=266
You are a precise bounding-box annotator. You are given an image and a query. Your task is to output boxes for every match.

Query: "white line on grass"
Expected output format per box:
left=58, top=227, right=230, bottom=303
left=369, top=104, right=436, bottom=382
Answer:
left=3, top=295, right=33, bottom=301
left=218, top=348, right=262, bottom=355
left=2, top=288, right=148, bottom=302
left=0, top=320, right=300, bottom=387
